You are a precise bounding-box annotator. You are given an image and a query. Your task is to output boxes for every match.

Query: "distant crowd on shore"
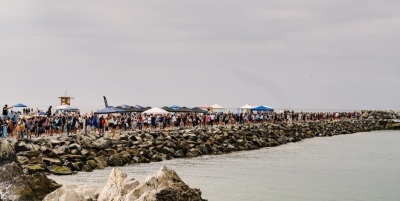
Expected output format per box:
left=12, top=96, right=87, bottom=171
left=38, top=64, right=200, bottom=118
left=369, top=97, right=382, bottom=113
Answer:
left=1, top=104, right=363, bottom=140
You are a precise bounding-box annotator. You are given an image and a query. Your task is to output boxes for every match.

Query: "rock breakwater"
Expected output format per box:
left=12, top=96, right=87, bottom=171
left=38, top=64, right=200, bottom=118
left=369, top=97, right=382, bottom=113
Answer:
left=12, top=110, right=399, bottom=176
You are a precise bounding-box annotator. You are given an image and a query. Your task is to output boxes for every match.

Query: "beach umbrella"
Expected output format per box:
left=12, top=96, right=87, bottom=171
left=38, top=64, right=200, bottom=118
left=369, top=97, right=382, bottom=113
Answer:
left=13, top=103, right=27, bottom=107
left=142, top=107, right=169, bottom=115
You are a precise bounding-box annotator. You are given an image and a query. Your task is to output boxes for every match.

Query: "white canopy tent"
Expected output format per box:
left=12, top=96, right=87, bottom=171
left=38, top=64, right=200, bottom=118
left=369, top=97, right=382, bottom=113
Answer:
left=239, top=104, right=253, bottom=109
left=211, top=104, right=224, bottom=109
left=55, top=105, right=79, bottom=111
left=142, top=107, right=169, bottom=115
left=211, top=104, right=224, bottom=113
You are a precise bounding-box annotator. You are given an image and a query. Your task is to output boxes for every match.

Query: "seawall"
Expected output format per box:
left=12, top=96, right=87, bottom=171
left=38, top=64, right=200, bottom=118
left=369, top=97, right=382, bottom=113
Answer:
left=13, top=110, right=399, bottom=176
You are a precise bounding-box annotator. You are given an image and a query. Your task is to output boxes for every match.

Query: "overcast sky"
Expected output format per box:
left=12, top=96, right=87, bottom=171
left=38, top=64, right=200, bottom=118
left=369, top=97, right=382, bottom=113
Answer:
left=1, top=0, right=399, bottom=112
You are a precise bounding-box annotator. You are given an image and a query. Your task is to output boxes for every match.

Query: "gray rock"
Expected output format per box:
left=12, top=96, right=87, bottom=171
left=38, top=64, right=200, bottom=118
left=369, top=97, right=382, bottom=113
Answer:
left=42, top=157, right=63, bottom=166
left=47, top=165, right=73, bottom=175
left=17, top=150, right=41, bottom=158
left=69, top=143, right=82, bottom=151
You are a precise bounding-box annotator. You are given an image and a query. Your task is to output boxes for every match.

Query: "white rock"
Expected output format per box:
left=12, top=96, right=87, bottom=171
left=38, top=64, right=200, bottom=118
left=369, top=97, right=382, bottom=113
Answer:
left=44, top=165, right=205, bottom=201
left=97, top=168, right=140, bottom=201
left=43, top=185, right=101, bottom=201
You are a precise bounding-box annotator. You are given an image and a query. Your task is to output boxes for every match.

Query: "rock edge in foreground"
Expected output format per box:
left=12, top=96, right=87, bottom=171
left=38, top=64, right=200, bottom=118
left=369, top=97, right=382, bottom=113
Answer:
left=44, top=165, right=207, bottom=201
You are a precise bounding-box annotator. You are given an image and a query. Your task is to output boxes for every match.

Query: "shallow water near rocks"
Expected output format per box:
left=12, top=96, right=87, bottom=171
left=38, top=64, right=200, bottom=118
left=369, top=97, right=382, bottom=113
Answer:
left=49, top=130, right=400, bottom=201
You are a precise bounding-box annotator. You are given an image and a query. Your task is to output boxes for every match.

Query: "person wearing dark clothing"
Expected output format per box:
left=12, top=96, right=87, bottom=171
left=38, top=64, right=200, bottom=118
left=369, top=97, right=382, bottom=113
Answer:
left=2, top=104, right=12, bottom=120
left=46, top=106, right=52, bottom=117
left=151, top=115, right=156, bottom=129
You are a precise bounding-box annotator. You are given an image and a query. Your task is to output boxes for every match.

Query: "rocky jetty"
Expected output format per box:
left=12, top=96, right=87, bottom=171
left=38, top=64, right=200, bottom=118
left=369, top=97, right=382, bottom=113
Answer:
left=0, top=138, right=61, bottom=201
left=11, top=110, right=399, bottom=176
left=44, top=165, right=206, bottom=201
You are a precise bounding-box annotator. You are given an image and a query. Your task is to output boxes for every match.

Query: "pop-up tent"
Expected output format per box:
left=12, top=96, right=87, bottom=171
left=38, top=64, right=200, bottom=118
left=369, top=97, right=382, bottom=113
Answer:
left=198, top=105, right=211, bottom=109
left=13, top=103, right=27, bottom=108
left=117, top=104, right=130, bottom=109
left=174, top=107, right=193, bottom=113
left=162, top=107, right=175, bottom=112
left=239, top=104, right=253, bottom=114
left=211, top=104, right=224, bottom=113
left=55, top=105, right=79, bottom=111
left=169, top=105, right=181, bottom=109
left=211, top=104, right=223, bottom=109
left=252, top=105, right=274, bottom=112
left=239, top=104, right=253, bottom=109
left=142, top=107, right=169, bottom=115
left=94, top=106, right=128, bottom=114
left=191, top=107, right=208, bottom=114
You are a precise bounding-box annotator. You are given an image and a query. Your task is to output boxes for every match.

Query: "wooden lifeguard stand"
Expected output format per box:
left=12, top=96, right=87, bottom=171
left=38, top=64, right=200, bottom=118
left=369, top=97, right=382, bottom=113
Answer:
left=58, top=91, right=74, bottom=106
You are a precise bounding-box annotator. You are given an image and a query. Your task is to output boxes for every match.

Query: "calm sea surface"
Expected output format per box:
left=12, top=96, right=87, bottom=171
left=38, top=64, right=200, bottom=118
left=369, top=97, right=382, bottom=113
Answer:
left=49, top=131, right=400, bottom=201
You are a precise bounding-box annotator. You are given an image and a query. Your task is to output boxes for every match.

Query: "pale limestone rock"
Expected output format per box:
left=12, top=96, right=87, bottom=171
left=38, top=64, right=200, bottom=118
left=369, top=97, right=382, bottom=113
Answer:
left=98, top=165, right=206, bottom=201
left=97, top=168, right=140, bottom=201
left=43, top=185, right=101, bottom=201
left=44, top=166, right=206, bottom=201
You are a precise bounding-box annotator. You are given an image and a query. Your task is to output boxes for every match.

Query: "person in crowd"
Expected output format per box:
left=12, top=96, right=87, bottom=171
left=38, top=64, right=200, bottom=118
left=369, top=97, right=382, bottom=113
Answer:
left=2, top=104, right=13, bottom=121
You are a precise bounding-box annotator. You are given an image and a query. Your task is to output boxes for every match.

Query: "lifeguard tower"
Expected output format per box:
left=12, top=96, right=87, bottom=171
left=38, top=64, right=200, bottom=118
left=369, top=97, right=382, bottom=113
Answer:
left=58, top=91, right=74, bottom=106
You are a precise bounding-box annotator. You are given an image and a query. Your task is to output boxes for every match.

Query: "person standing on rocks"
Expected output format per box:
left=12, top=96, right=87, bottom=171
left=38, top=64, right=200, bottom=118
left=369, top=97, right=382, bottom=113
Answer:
left=66, top=116, right=72, bottom=136
left=2, top=104, right=13, bottom=121
left=46, top=106, right=52, bottom=117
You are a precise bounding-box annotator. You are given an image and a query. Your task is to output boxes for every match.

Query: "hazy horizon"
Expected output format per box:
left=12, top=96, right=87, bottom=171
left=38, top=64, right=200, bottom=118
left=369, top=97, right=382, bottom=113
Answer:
left=1, top=0, right=399, bottom=112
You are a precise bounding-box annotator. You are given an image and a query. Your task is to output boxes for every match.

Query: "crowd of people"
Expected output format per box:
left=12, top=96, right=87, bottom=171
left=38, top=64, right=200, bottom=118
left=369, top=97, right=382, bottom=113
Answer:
left=1, top=104, right=363, bottom=140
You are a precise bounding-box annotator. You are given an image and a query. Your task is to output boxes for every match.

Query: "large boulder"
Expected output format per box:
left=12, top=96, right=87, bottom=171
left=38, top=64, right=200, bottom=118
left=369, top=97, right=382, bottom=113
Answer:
left=47, top=165, right=73, bottom=175
left=0, top=139, right=61, bottom=201
left=1, top=140, right=16, bottom=166
left=97, top=165, right=206, bottom=201
left=43, top=185, right=101, bottom=201
left=97, top=168, right=140, bottom=201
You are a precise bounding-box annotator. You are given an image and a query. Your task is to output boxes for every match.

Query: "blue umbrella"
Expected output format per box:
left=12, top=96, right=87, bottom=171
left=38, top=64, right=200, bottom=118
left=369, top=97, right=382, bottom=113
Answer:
left=13, top=103, right=27, bottom=107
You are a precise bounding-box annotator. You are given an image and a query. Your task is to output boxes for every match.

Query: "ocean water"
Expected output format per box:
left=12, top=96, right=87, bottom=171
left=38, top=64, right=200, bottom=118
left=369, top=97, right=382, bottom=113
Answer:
left=49, top=131, right=400, bottom=201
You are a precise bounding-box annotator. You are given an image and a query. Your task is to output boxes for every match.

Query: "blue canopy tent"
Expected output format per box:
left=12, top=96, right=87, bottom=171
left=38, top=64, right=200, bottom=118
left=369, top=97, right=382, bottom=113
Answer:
left=94, top=106, right=128, bottom=114
left=252, top=105, right=274, bottom=112
left=169, top=105, right=181, bottom=109
left=13, top=103, right=27, bottom=107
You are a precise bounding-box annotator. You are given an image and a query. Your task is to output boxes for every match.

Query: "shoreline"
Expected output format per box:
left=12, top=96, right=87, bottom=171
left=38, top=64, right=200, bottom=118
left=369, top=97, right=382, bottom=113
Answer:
left=12, top=110, right=399, bottom=176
